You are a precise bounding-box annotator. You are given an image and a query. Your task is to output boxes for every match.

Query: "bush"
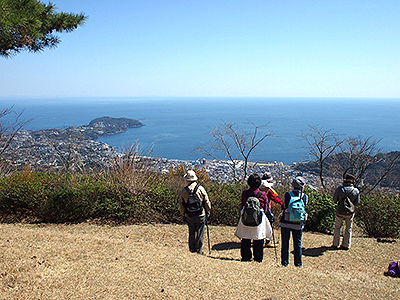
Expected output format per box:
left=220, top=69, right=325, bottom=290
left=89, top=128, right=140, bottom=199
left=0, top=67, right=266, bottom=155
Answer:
left=206, top=181, right=242, bottom=225
left=304, top=187, right=336, bottom=234
left=4, top=170, right=398, bottom=238
left=356, top=192, right=400, bottom=238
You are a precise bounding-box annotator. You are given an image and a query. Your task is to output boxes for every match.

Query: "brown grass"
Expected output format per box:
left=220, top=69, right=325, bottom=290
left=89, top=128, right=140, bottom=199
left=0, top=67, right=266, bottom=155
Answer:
left=0, top=223, right=399, bottom=300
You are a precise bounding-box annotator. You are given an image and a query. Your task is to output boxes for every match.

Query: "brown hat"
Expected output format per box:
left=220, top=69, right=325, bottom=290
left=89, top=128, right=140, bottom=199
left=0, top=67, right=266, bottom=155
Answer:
left=344, top=174, right=356, bottom=183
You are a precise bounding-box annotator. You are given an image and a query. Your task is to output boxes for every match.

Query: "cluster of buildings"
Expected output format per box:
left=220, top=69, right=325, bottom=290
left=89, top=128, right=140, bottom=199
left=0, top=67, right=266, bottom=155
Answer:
left=144, top=156, right=320, bottom=188
left=2, top=124, right=320, bottom=188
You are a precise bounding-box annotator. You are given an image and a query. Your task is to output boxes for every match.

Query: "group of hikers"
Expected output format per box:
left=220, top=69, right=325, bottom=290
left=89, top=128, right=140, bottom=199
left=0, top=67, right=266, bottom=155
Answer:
left=179, top=169, right=362, bottom=268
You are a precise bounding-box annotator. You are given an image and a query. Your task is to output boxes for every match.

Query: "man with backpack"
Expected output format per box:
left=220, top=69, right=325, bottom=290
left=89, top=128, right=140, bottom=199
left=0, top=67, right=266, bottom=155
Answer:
left=332, top=174, right=360, bottom=250
left=180, top=170, right=211, bottom=255
left=280, top=176, right=308, bottom=267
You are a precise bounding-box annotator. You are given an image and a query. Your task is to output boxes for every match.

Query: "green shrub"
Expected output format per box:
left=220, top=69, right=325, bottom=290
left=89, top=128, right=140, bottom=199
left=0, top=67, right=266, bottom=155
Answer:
left=356, top=192, right=400, bottom=238
left=0, top=172, right=52, bottom=210
left=147, top=181, right=181, bottom=223
left=6, top=170, right=399, bottom=239
left=206, top=181, right=242, bottom=225
left=304, top=187, right=336, bottom=234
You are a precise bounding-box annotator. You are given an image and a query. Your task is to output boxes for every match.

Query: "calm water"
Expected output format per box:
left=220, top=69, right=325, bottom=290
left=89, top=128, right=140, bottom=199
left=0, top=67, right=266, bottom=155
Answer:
left=1, top=97, right=400, bottom=164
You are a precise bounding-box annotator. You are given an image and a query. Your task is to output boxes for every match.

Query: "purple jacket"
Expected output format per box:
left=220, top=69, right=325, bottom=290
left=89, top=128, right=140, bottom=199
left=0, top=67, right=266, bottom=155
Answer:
left=240, top=187, right=268, bottom=212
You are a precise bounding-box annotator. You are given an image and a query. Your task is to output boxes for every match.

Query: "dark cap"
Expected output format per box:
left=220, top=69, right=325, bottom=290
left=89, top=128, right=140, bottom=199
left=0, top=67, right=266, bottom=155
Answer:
left=344, top=174, right=356, bottom=183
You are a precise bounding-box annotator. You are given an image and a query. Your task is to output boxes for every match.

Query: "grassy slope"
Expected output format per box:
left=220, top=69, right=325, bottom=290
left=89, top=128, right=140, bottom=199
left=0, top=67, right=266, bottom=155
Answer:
left=0, top=223, right=399, bottom=300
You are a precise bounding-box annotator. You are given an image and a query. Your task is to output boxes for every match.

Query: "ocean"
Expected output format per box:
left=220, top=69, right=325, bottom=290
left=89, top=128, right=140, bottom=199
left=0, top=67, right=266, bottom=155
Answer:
left=1, top=97, right=400, bottom=164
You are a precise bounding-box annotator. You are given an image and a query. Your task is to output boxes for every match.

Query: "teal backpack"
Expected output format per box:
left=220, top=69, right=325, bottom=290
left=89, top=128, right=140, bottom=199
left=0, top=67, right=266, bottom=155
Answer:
left=284, top=191, right=307, bottom=223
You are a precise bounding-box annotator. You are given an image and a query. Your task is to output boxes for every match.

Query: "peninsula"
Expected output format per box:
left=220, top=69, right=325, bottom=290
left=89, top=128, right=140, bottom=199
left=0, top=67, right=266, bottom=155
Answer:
left=5, top=117, right=144, bottom=170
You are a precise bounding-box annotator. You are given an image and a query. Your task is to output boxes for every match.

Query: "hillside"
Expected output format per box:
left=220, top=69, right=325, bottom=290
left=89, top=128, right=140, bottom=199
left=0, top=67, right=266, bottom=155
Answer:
left=1, top=223, right=398, bottom=300
left=294, top=151, right=400, bottom=189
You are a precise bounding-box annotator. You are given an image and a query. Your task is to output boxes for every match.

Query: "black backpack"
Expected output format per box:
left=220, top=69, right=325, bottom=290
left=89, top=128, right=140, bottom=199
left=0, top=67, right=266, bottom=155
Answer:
left=242, top=190, right=263, bottom=227
left=337, top=187, right=355, bottom=215
left=183, top=184, right=203, bottom=217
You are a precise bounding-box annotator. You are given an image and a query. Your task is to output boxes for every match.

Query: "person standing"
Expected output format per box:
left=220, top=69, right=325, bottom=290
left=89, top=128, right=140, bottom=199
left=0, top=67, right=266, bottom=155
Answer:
left=332, top=174, right=360, bottom=250
left=235, top=173, right=272, bottom=262
left=280, top=176, right=308, bottom=267
left=259, top=176, right=282, bottom=248
left=180, top=170, right=211, bottom=255
left=261, top=172, right=283, bottom=207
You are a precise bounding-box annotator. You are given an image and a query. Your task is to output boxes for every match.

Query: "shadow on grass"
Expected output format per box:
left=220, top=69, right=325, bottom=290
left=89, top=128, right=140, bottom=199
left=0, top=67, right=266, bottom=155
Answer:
left=211, top=241, right=241, bottom=251
left=208, top=241, right=242, bottom=261
left=208, top=255, right=241, bottom=262
left=302, top=246, right=339, bottom=257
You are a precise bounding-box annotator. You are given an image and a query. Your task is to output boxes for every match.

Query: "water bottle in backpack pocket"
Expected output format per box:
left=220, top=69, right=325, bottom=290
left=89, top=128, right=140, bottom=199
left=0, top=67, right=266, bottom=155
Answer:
left=284, top=191, right=307, bottom=223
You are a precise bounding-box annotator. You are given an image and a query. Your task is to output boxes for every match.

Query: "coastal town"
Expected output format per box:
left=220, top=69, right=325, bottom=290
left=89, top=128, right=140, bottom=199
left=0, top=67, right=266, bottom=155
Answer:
left=3, top=117, right=319, bottom=187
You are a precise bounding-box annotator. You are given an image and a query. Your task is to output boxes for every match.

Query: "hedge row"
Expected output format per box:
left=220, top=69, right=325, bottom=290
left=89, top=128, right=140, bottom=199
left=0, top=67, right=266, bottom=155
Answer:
left=0, top=171, right=399, bottom=238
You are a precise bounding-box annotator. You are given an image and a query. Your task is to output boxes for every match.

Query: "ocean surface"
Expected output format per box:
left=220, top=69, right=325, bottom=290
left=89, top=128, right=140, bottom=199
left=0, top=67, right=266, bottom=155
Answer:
left=1, top=97, right=400, bottom=164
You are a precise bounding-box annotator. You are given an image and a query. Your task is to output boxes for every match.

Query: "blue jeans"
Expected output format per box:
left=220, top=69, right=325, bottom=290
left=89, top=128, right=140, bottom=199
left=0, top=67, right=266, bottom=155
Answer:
left=281, top=227, right=303, bottom=267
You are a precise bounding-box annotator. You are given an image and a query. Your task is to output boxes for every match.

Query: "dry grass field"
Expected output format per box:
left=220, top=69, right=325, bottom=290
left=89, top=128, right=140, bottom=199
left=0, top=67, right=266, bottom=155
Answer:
left=1, top=223, right=399, bottom=300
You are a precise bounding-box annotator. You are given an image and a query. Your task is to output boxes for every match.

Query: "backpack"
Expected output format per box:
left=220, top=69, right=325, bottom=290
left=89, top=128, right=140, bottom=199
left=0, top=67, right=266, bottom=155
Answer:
left=183, top=184, right=203, bottom=217
left=337, top=187, right=355, bottom=215
left=387, top=261, right=400, bottom=277
left=284, top=191, right=307, bottom=223
left=242, top=190, right=263, bottom=227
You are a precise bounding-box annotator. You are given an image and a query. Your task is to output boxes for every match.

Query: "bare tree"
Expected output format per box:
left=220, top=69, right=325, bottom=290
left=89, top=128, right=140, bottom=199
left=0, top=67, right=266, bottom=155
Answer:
left=300, top=126, right=400, bottom=194
left=336, top=136, right=400, bottom=193
left=300, top=125, right=343, bottom=192
left=195, top=121, right=272, bottom=182
left=0, top=106, right=31, bottom=174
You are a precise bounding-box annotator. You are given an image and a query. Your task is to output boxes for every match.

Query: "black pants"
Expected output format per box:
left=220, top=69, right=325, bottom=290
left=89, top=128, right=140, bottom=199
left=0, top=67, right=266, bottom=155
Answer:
left=241, top=239, right=264, bottom=262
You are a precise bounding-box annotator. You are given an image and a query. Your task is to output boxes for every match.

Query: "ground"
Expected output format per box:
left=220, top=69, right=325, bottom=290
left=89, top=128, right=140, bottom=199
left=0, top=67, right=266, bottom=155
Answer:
left=0, top=223, right=399, bottom=300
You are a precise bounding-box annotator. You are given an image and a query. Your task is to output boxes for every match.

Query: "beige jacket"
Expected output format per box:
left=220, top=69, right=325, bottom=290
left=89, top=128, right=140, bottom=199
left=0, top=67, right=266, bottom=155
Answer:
left=180, top=181, right=211, bottom=217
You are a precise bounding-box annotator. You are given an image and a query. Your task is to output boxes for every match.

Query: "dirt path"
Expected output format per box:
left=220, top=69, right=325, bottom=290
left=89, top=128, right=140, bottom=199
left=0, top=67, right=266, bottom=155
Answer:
left=0, top=223, right=399, bottom=299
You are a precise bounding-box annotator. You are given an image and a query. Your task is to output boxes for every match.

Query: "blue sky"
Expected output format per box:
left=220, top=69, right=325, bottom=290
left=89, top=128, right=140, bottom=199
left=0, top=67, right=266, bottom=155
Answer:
left=1, top=0, right=400, bottom=98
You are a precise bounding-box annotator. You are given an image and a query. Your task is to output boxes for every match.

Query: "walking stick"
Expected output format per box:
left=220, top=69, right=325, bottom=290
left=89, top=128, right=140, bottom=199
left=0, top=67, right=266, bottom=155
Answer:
left=205, top=213, right=211, bottom=255
left=271, top=224, right=278, bottom=264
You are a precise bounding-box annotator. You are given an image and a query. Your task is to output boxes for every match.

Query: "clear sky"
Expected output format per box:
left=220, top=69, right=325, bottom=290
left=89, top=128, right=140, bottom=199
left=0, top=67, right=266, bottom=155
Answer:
left=1, top=0, right=400, bottom=98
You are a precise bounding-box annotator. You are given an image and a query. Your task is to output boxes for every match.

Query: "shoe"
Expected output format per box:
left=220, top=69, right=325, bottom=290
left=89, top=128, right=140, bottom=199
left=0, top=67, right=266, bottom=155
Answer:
left=340, top=245, right=349, bottom=250
left=330, top=244, right=339, bottom=250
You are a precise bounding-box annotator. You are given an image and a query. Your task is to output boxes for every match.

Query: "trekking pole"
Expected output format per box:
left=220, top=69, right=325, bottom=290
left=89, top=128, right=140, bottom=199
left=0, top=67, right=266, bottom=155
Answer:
left=205, top=213, right=211, bottom=255
left=271, top=225, right=278, bottom=264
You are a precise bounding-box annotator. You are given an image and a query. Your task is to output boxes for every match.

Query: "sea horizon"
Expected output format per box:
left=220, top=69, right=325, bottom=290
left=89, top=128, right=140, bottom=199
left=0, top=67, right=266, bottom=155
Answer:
left=1, top=97, right=400, bottom=165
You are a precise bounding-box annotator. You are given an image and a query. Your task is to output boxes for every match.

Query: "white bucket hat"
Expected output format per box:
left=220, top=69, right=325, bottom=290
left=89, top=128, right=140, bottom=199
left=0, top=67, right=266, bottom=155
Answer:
left=184, top=170, right=198, bottom=181
left=260, top=180, right=274, bottom=189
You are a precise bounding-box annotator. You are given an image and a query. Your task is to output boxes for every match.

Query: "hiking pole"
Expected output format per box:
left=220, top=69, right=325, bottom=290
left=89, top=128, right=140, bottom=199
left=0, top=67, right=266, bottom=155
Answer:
left=271, top=225, right=278, bottom=264
left=205, top=213, right=211, bottom=255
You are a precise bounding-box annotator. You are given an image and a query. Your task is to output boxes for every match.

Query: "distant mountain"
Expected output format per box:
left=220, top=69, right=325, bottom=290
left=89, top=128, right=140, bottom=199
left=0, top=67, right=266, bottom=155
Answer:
left=293, top=151, right=400, bottom=189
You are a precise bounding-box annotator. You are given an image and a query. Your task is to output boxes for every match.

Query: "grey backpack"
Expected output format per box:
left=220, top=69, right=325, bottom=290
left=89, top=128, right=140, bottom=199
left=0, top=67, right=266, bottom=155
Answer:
left=337, top=187, right=355, bottom=215
left=242, top=191, right=263, bottom=227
